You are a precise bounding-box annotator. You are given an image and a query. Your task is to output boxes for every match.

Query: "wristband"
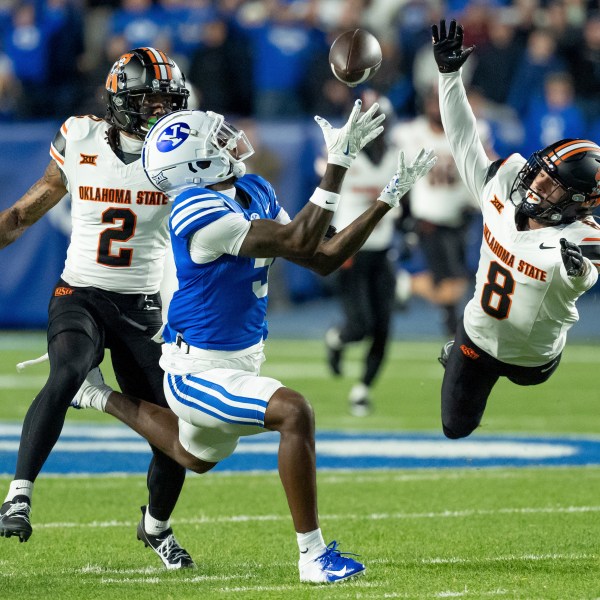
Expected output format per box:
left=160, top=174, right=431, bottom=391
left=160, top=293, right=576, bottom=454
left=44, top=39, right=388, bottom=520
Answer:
left=309, top=188, right=340, bottom=212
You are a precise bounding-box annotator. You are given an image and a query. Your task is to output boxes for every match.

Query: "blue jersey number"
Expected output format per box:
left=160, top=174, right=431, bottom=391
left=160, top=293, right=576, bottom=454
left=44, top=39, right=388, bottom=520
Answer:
left=253, top=257, right=274, bottom=298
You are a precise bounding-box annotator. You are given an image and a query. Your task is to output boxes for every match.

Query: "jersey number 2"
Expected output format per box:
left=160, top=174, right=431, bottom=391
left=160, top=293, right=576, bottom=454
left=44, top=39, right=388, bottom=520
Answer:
left=481, top=261, right=515, bottom=320
left=97, top=208, right=137, bottom=267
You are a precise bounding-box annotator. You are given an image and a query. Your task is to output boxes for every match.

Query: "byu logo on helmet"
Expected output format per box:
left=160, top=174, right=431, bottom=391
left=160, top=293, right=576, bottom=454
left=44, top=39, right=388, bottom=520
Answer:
left=157, top=123, right=191, bottom=152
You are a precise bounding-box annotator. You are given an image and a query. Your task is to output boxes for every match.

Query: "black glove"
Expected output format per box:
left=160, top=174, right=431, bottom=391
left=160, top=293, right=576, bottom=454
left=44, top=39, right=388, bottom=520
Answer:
left=431, top=19, right=475, bottom=73
left=560, top=238, right=585, bottom=277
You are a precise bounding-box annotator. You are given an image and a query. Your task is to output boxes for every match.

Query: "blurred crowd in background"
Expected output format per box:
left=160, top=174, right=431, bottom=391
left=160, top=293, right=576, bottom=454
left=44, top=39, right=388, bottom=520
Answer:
left=0, top=0, right=599, bottom=157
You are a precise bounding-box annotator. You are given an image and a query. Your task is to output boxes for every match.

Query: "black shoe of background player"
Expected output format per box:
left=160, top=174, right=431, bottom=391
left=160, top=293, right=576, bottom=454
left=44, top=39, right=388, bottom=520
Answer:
left=136, top=506, right=196, bottom=570
left=325, top=328, right=343, bottom=376
left=0, top=495, right=32, bottom=542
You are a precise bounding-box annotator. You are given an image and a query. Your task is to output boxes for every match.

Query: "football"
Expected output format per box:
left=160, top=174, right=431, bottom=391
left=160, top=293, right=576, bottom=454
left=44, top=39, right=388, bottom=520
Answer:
left=329, top=29, right=382, bottom=88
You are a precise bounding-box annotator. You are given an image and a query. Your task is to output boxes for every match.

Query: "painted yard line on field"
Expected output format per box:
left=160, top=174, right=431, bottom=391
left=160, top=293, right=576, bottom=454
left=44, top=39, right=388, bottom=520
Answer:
left=3, top=465, right=596, bottom=482
left=319, top=467, right=600, bottom=484
left=216, top=583, right=509, bottom=597
left=217, top=581, right=378, bottom=593
left=0, top=364, right=440, bottom=384
left=434, top=591, right=508, bottom=599
left=79, top=565, right=165, bottom=575
left=0, top=374, right=48, bottom=388
left=73, top=553, right=600, bottom=572
left=31, top=505, right=600, bottom=532
left=99, top=574, right=254, bottom=583
left=367, top=553, right=598, bottom=566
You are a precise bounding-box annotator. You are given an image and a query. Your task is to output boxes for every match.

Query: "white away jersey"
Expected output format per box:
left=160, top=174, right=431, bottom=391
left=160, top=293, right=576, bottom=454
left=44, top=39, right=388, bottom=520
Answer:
left=439, top=71, right=600, bottom=365
left=390, top=116, right=486, bottom=227
left=332, top=148, right=400, bottom=251
left=466, top=155, right=600, bottom=365
left=50, top=116, right=170, bottom=293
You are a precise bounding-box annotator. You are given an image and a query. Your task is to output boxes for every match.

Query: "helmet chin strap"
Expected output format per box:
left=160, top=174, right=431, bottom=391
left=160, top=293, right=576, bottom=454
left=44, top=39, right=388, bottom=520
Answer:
left=232, top=163, right=246, bottom=178
left=528, top=201, right=568, bottom=224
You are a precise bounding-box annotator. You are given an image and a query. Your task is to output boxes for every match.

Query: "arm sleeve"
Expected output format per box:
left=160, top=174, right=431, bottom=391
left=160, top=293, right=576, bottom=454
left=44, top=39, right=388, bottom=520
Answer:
left=438, top=71, right=493, bottom=209
left=275, top=207, right=291, bottom=224
left=189, top=213, right=251, bottom=264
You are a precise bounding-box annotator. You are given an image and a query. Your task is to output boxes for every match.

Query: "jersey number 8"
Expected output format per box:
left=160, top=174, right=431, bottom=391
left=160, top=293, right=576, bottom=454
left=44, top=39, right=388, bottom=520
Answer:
left=481, top=261, right=515, bottom=320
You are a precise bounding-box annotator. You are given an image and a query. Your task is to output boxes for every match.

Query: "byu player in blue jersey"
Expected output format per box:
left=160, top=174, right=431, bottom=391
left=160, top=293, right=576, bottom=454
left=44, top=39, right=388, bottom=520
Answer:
left=73, top=102, right=436, bottom=583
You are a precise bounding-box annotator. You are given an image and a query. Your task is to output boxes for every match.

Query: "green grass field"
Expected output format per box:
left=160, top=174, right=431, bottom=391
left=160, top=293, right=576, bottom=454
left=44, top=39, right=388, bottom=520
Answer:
left=1, top=332, right=599, bottom=599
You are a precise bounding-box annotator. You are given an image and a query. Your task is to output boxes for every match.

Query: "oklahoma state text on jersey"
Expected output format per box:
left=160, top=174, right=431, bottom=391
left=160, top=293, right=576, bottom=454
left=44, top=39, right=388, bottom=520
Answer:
left=439, top=71, right=600, bottom=366
left=463, top=154, right=600, bottom=366
left=50, top=116, right=170, bottom=293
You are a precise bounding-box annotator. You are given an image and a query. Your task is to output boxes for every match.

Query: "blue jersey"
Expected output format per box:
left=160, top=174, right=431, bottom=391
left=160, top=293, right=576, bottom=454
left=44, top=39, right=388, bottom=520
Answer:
left=165, top=174, right=283, bottom=350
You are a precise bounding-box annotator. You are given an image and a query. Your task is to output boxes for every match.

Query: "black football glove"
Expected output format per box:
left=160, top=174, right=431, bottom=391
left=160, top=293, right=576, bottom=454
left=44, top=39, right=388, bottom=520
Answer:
left=431, top=19, right=475, bottom=73
left=560, top=238, right=585, bottom=277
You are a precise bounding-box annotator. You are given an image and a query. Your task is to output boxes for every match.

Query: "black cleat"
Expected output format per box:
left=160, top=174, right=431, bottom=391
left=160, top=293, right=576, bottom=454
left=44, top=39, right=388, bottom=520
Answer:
left=327, top=347, right=342, bottom=376
left=0, top=496, right=32, bottom=542
left=325, top=328, right=343, bottom=376
left=136, top=506, right=196, bottom=570
left=438, top=340, right=454, bottom=368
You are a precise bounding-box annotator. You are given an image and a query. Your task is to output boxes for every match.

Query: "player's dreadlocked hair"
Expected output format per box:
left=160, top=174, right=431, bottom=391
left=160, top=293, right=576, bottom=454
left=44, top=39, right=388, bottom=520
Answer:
left=105, top=124, right=122, bottom=155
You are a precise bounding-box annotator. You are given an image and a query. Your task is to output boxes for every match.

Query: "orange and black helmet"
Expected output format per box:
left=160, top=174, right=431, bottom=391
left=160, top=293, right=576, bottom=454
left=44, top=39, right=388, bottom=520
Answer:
left=105, top=47, right=189, bottom=137
left=511, top=139, right=600, bottom=224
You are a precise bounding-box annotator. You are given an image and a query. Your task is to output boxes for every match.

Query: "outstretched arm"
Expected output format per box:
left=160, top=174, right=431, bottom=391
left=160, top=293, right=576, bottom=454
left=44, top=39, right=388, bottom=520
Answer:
left=291, top=149, right=437, bottom=275
left=0, top=160, right=68, bottom=248
left=432, top=19, right=492, bottom=207
left=238, top=99, right=385, bottom=259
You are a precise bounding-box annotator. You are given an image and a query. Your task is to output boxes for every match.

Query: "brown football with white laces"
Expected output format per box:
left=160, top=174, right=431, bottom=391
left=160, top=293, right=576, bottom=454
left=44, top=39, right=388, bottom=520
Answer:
left=329, top=29, right=382, bottom=87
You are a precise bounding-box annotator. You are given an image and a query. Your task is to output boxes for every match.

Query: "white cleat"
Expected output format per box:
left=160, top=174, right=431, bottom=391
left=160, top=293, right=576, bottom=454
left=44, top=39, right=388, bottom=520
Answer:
left=71, top=367, right=112, bottom=412
left=348, top=383, right=371, bottom=417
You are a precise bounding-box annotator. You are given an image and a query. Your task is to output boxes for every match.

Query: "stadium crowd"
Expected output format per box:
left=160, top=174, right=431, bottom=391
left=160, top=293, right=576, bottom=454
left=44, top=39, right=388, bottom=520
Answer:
left=0, top=0, right=599, bottom=159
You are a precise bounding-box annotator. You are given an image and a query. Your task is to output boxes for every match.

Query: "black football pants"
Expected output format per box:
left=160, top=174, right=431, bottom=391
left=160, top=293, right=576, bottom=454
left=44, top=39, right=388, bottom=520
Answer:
left=441, top=321, right=561, bottom=439
left=336, top=249, right=396, bottom=386
left=15, top=280, right=185, bottom=521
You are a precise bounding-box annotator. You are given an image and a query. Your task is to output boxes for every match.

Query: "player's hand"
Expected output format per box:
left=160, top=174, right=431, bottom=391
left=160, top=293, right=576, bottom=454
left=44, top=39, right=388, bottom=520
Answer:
left=560, top=238, right=586, bottom=277
left=378, top=149, right=437, bottom=208
left=431, top=19, right=475, bottom=73
left=315, top=99, right=385, bottom=168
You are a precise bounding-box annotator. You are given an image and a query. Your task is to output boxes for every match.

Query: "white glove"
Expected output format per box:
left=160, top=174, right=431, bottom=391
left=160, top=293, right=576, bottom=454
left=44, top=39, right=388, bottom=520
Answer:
left=378, top=148, right=437, bottom=207
left=314, top=99, right=385, bottom=168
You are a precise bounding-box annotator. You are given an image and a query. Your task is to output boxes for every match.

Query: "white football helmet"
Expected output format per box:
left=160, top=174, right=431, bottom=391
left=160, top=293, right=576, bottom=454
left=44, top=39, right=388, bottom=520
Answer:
left=142, top=109, right=254, bottom=194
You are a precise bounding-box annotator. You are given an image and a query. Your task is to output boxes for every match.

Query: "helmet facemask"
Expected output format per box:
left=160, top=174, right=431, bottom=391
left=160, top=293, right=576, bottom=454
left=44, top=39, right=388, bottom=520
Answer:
left=111, top=90, right=188, bottom=137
